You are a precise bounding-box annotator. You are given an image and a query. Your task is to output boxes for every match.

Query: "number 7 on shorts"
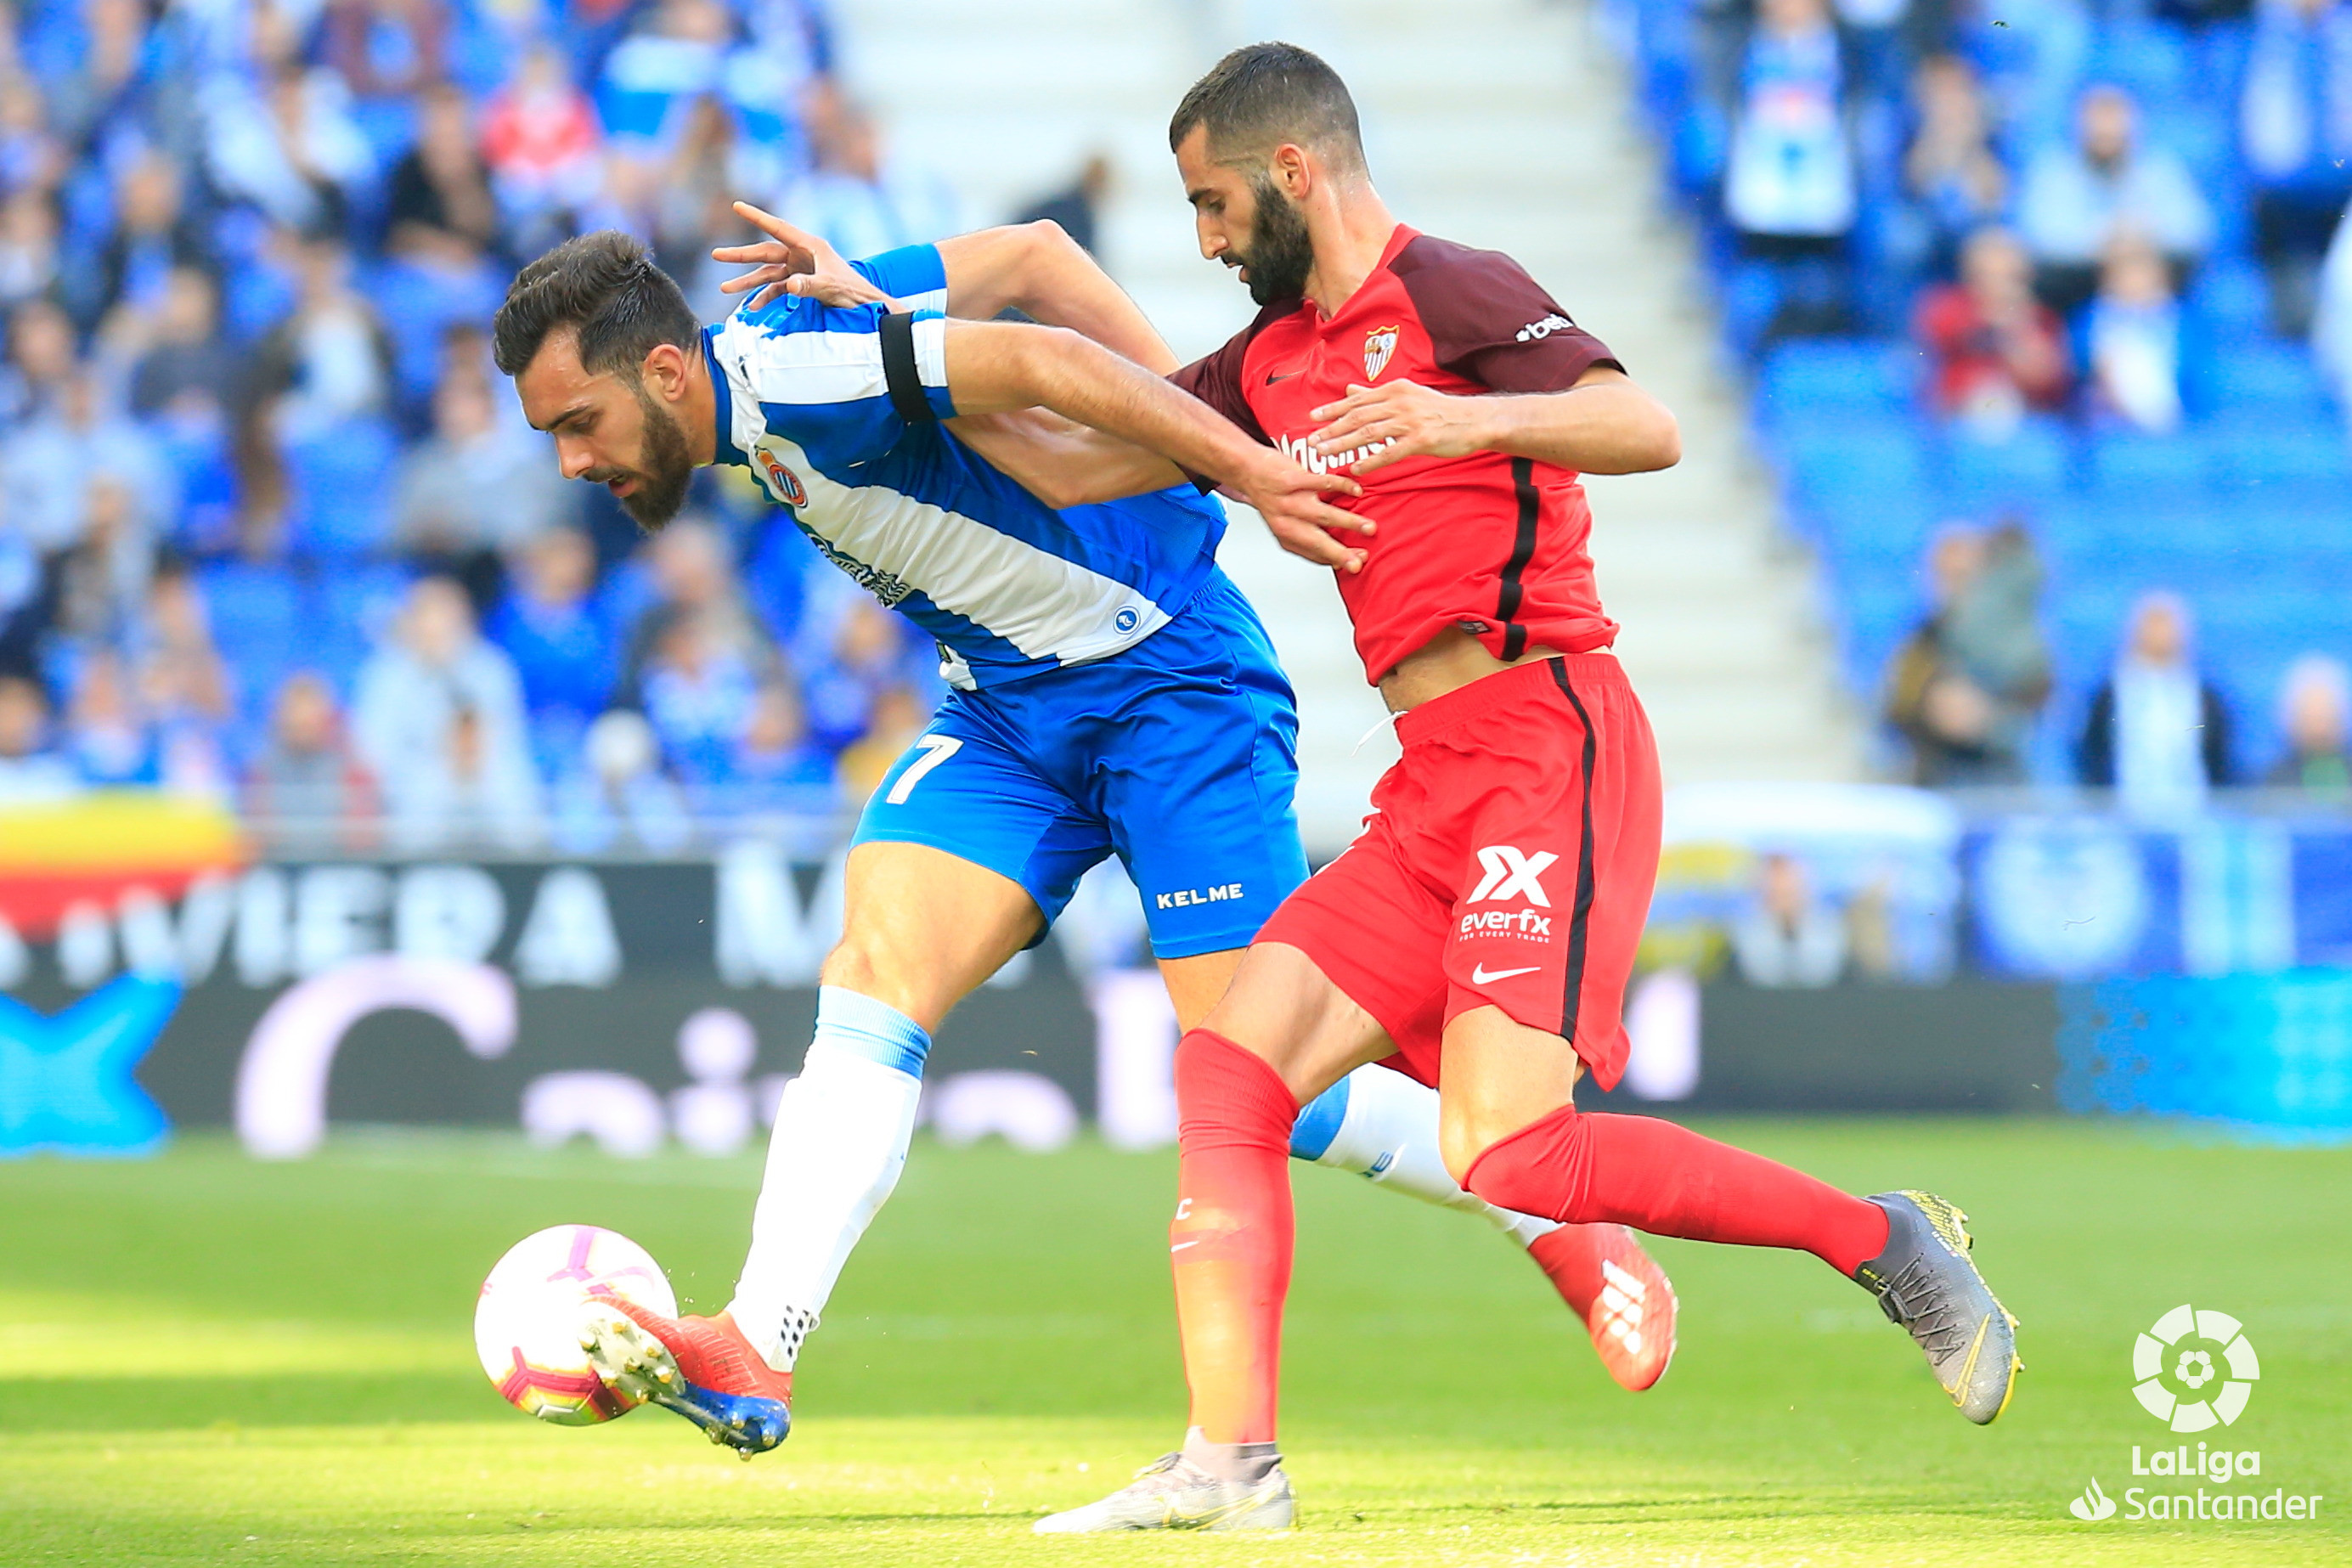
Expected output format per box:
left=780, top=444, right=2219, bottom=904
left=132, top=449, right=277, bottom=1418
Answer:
left=885, top=736, right=963, bottom=804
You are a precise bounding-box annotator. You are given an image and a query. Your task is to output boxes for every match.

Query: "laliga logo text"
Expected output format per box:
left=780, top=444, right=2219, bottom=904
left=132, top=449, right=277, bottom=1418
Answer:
left=2063, top=1305, right=2324, bottom=1525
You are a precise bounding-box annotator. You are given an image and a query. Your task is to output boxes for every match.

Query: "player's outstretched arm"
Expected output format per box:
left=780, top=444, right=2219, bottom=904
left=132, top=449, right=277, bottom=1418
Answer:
left=945, top=319, right=1373, bottom=572
left=932, top=223, right=1176, bottom=374
left=715, top=204, right=1176, bottom=373
left=1307, top=364, right=1681, bottom=477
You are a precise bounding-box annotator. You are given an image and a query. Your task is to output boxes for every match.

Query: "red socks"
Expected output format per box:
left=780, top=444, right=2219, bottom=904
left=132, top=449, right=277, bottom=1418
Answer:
left=1525, top=1223, right=1610, bottom=1316
left=1463, top=1106, right=1890, bottom=1277
left=1170, top=1029, right=1298, bottom=1446
left=1164, top=1040, right=1889, bottom=1446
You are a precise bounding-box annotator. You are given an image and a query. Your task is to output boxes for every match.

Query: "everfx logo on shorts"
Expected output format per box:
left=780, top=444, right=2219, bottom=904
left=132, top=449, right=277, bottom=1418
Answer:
left=1466, top=846, right=1556, bottom=907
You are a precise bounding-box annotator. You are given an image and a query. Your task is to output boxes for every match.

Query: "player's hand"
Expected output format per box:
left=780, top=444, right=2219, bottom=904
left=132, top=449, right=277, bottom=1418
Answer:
left=1232, top=455, right=1373, bottom=573
left=713, top=202, right=888, bottom=310
left=1307, top=381, right=1492, bottom=476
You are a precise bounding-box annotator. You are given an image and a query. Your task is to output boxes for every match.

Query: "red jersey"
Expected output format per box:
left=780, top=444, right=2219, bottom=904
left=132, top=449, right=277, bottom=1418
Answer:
left=1172, top=224, right=1622, bottom=684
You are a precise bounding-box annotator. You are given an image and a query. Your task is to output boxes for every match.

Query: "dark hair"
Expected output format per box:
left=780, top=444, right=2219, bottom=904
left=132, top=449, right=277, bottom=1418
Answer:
left=493, top=230, right=700, bottom=382
left=1168, top=42, right=1364, bottom=172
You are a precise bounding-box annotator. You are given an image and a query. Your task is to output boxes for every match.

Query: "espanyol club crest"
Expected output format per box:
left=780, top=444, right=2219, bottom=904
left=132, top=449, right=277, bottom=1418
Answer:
left=757, top=448, right=809, bottom=507
left=1363, top=325, right=1401, bottom=381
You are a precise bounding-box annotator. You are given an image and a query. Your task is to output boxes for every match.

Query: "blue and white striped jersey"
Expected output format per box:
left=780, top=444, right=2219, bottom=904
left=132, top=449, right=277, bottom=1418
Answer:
left=702, top=244, right=1227, bottom=690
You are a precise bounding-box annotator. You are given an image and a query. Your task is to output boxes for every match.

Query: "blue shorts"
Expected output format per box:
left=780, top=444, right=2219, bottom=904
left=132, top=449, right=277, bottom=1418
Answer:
left=851, top=570, right=1307, bottom=958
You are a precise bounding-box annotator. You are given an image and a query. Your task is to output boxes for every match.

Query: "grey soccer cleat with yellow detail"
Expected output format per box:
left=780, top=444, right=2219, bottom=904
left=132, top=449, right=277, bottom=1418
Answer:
left=1854, top=1190, right=2021, bottom=1424
left=1033, top=1452, right=1294, bottom=1533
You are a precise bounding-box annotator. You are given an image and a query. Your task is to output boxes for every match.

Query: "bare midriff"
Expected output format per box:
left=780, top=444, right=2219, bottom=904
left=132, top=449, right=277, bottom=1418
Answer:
left=1377, top=624, right=1609, bottom=714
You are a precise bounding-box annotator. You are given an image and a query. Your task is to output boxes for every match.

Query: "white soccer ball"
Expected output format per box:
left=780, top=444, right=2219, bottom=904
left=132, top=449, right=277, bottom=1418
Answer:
left=474, top=1224, right=678, bottom=1425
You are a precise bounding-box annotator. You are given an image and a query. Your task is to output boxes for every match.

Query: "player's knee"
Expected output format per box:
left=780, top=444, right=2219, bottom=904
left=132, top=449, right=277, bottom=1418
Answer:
left=1438, top=1096, right=1532, bottom=1189
left=817, top=939, right=918, bottom=1019
left=1437, top=1117, right=1487, bottom=1189
left=1456, top=1108, right=1588, bottom=1225
left=1458, top=1137, right=1548, bottom=1220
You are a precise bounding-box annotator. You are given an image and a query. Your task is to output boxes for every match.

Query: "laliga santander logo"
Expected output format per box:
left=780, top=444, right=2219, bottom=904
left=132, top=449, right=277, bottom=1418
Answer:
left=2135, top=1303, right=2259, bottom=1432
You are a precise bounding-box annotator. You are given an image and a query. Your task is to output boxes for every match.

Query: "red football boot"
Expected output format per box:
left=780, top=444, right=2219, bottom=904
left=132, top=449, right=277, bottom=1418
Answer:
left=583, top=1299, right=794, bottom=1456
left=1526, top=1222, right=1678, bottom=1391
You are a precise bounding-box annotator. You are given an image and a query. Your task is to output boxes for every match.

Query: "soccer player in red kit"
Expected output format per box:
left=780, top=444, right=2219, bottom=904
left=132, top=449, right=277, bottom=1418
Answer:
left=1017, top=44, right=2022, bottom=1531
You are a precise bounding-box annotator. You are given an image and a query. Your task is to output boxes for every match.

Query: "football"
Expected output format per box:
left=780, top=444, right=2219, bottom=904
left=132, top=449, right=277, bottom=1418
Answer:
left=474, top=1225, right=679, bottom=1425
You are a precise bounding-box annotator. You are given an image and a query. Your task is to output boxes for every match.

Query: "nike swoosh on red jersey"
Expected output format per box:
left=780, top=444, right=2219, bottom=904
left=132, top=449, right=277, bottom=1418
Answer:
left=1263, top=369, right=1301, bottom=384
left=1469, top=964, right=1543, bottom=984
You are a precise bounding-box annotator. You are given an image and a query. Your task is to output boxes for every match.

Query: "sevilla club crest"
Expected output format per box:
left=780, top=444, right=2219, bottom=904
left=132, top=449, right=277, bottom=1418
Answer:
left=1362, top=325, right=1401, bottom=381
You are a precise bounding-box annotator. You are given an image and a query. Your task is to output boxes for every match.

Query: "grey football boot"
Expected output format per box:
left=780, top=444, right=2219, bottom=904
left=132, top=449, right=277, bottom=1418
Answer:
left=1034, top=1451, right=1295, bottom=1533
left=1853, top=1190, right=2021, bottom=1424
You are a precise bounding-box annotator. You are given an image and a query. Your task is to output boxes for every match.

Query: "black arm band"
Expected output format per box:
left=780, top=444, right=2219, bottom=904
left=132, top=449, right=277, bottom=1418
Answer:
left=878, top=312, right=936, bottom=427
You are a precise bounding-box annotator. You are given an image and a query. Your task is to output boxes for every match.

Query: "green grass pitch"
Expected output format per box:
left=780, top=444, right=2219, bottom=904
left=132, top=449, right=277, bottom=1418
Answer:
left=0, top=1120, right=2344, bottom=1565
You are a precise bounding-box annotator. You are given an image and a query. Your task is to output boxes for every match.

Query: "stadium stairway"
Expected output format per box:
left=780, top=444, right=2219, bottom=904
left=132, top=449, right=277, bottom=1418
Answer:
left=833, top=0, right=1864, bottom=854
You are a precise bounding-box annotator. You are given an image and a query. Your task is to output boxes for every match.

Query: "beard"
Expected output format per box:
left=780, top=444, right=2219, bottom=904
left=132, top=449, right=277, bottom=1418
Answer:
left=1230, top=172, right=1314, bottom=306
left=612, top=383, right=696, bottom=531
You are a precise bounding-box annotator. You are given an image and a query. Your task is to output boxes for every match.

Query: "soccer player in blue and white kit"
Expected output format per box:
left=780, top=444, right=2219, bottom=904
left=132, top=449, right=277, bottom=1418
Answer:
left=489, top=224, right=1677, bottom=1456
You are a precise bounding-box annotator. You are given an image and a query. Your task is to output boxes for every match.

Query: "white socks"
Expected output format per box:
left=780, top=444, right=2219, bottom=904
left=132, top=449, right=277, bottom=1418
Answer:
left=1289, top=1063, right=1560, bottom=1249
left=728, top=986, right=929, bottom=1371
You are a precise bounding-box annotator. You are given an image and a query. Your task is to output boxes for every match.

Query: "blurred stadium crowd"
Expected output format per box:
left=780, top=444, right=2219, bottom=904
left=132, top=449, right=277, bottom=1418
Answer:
left=5, top=0, right=2349, bottom=857
left=0, top=0, right=1127, bottom=853
left=1616, top=0, right=2352, bottom=805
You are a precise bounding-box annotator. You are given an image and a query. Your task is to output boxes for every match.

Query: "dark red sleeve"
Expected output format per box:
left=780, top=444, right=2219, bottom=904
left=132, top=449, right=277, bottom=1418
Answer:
left=1390, top=234, right=1620, bottom=393
left=1169, top=317, right=1276, bottom=447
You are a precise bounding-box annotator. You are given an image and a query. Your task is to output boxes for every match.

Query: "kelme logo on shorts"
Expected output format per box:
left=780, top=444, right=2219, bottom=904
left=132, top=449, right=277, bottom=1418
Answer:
left=2135, top=1304, right=2259, bottom=1431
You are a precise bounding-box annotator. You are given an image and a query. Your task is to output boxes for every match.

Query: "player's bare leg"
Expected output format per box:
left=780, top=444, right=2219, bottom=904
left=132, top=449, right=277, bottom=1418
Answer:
left=598, top=843, right=1041, bottom=1455
left=821, top=841, right=1047, bottom=1030
left=1441, top=1007, right=2019, bottom=1424
left=1158, top=949, right=1243, bottom=1034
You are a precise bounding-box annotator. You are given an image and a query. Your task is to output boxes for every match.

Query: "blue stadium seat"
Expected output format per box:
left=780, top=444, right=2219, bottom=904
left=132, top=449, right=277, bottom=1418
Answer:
left=2210, top=420, right=2352, bottom=486
left=2088, top=20, right=2194, bottom=103
left=1757, top=337, right=1917, bottom=420
left=1833, top=576, right=1921, bottom=696
left=1942, top=418, right=2072, bottom=505
left=198, top=561, right=302, bottom=646
left=1806, top=489, right=1943, bottom=570
left=151, top=416, right=243, bottom=558
left=2186, top=257, right=2274, bottom=341
left=2203, top=342, right=2336, bottom=420
left=369, top=258, right=509, bottom=409
left=2085, top=429, right=2212, bottom=496
left=284, top=420, right=401, bottom=560
left=310, top=564, right=415, bottom=691
left=1777, top=411, right=1931, bottom=488
left=2210, top=484, right=2352, bottom=560
left=196, top=561, right=303, bottom=733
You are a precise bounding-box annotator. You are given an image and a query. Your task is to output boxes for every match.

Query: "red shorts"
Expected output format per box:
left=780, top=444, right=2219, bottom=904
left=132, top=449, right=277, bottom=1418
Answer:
left=1258, top=652, right=1661, bottom=1091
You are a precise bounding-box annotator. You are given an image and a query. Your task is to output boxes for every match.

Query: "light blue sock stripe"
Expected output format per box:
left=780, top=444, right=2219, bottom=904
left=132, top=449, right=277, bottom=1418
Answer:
left=1289, top=1075, right=1350, bottom=1161
left=812, top=986, right=931, bottom=1078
